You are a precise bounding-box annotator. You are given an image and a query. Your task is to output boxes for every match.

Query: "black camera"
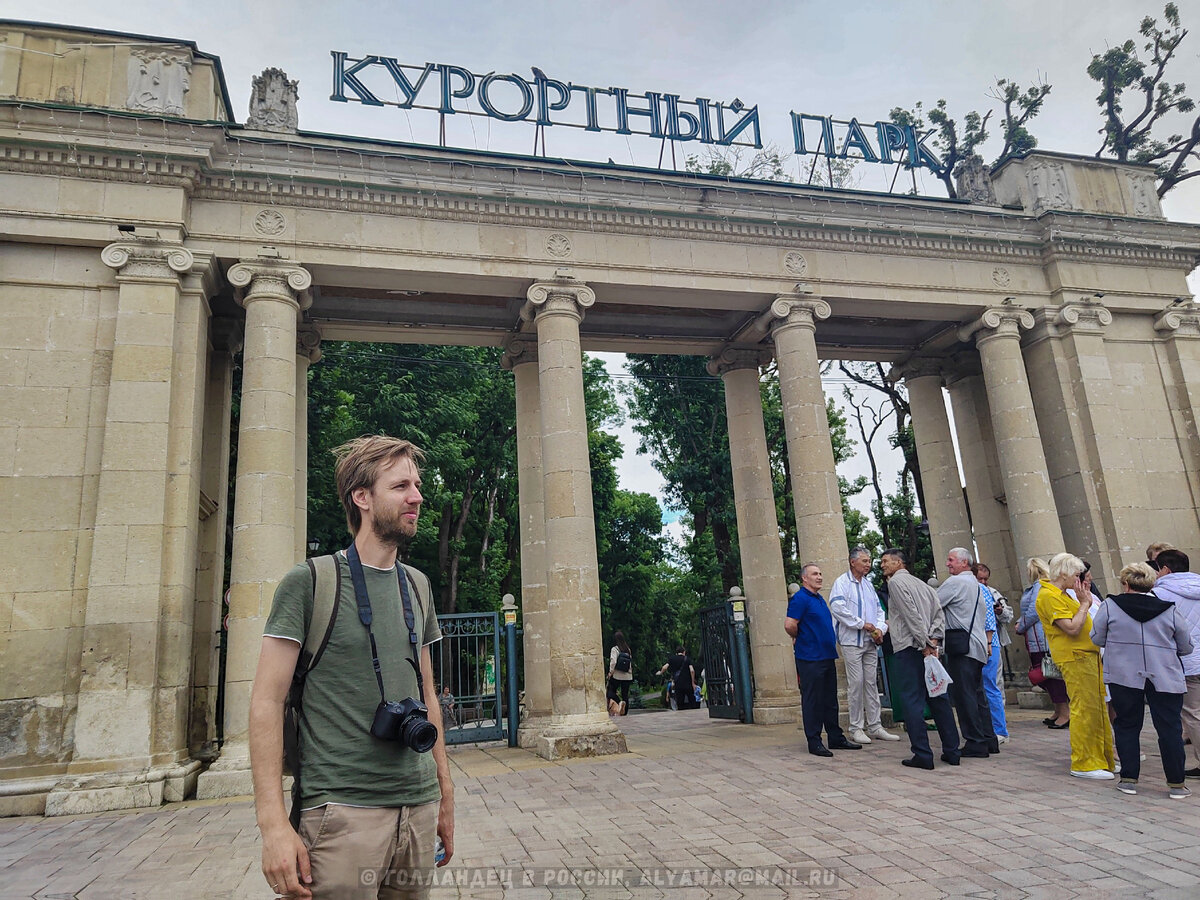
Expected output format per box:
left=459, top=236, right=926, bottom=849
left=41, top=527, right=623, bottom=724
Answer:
left=371, top=698, right=438, bottom=752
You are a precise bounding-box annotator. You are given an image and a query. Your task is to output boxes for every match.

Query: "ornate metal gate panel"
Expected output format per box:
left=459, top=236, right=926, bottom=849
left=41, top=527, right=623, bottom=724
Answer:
left=433, top=612, right=504, bottom=745
left=699, top=603, right=743, bottom=720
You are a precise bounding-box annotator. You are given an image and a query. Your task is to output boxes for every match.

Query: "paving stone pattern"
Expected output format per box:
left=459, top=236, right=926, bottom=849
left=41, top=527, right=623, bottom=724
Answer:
left=1, top=708, right=1197, bottom=899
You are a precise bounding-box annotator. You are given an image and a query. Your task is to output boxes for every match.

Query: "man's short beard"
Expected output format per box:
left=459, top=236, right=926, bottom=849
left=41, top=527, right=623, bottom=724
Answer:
left=372, top=512, right=416, bottom=545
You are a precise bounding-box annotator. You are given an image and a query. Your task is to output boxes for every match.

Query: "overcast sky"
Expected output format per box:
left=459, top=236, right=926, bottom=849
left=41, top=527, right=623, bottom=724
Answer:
left=8, top=0, right=1199, bottom=541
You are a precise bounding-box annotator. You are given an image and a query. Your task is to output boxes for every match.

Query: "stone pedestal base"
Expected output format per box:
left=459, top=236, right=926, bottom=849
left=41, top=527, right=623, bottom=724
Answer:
left=1017, top=691, right=1053, bottom=710
left=44, top=760, right=201, bottom=817
left=0, top=775, right=59, bottom=817
left=534, top=721, right=627, bottom=761
left=516, top=718, right=548, bottom=750
left=751, top=699, right=801, bottom=725
left=194, top=753, right=253, bottom=800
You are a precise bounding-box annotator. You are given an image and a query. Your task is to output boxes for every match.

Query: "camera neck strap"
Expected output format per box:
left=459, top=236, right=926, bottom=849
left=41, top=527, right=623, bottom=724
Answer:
left=345, top=542, right=424, bottom=705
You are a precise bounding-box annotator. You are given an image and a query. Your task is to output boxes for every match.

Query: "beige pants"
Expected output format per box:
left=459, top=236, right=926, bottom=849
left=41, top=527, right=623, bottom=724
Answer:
left=842, top=642, right=881, bottom=732
left=299, top=801, right=439, bottom=899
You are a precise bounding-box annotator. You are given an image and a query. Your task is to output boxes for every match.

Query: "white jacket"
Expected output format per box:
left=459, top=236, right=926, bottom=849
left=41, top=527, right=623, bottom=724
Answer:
left=828, top=571, right=888, bottom=647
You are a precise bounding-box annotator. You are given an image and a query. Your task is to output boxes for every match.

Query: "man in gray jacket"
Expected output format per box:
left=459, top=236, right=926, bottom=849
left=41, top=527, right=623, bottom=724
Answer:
left=880, top=548, right=961, bottom=770
left=937, top=548, right=997, bottom=758
left=1150, top=549, right=1200, bottom=779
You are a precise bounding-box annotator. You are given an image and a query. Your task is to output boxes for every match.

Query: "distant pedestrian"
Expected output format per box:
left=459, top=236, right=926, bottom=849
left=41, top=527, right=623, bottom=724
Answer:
left=785, top=564, right=862, bottom=757
left=607, top=631, right=633, bottom=716
left=879, top=548, right=961, bottom=770
left=1037, top=552, right=1115, bottom=781
left=938, top=548, right=997, bottom=758
left=1149, top=549, right=1200, bottom=779
left=1091, top=562, right=1193, bottom=799
left=658, top=647, right=699, bottom=711
left=973, top=563, right=1010, bottom=744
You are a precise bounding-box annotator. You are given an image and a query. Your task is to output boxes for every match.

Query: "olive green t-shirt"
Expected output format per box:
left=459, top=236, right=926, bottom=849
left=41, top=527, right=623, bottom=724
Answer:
left=265, top=553, right=442, bottom=809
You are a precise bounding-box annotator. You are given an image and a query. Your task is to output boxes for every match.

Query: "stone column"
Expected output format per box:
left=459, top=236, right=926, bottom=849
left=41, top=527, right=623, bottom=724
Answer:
left=501, top=337, right=552, bottom=748
left=943, top=355, right=1022, bottom=599
left=960, top=307, right=1064, bottom=568
left=769, top=295, right=848, bottom=584
left=49, top=241, right=194, bottom=816
left=708, top=348, right=800, bottom=724
left=190, top=319, right=242, bottom=758
left=196, top=261, right=310, bottom=799
left=295, top=326, right=322, bottom=562
left=896, top=357, right=972, bottom=568
left=1155, top=304, right=1200, bottom=547
left=525, top=276, right=626, bottom=759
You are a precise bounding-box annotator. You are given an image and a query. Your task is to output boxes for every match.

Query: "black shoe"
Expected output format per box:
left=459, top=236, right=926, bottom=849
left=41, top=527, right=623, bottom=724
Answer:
left=1047, top=720, right=1070, bottom=729
left=1184, top=768, right=1200, bottom=779
left=809, top=744, right=833, bottom=758
left=940, top=752, right=961, bottom=766
left=988, top=741, right=1000, bottom=754
left=902, top=756, right=934, bottom=770
left=829, top=738, right=863, bottom=750
left=1043, top=717, right=1056, bottom=726
left=961, top=748, right=990, bottom=758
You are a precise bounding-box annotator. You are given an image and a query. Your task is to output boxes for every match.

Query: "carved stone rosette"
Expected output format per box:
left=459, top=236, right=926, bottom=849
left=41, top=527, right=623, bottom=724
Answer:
left=228, top=261, right=312, bottom=310
left=768, top=294, right=832, bottom=337
left=102, top=242, right=194, bottom=280
left=525, top=277, right=596, bottom=323
left=959, top=306, right=1036, bottom=346
left=706, top=347, right=771, bottom=377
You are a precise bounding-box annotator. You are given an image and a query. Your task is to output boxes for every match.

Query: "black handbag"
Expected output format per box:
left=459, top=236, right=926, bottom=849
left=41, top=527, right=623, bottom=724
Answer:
left=944, top=587, right=982, bottom=656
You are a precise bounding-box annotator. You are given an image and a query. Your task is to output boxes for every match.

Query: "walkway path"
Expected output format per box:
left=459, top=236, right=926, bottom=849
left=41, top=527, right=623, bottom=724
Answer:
left=1, top=708, right=1196, bottom=898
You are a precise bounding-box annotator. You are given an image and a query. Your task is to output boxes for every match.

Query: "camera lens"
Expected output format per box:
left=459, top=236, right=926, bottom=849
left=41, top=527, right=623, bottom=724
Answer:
left=401, top=715, right=438, bottom=753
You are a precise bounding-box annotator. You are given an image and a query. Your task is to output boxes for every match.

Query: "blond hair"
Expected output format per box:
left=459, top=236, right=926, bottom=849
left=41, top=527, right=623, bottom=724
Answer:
left=1119, top=561, right=1157, bottom=593
left=1027, top=557, right=1049, bottom=583
left=333, top=435, right=425, bottom=535
left=1048, top=552, right=1086, bottom=583
left=1146, top=541, right=1174, bottom=562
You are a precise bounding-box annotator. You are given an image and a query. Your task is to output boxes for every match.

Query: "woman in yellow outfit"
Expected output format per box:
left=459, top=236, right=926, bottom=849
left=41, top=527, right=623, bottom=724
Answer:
left=1036, top=552, right=1115, bottom=780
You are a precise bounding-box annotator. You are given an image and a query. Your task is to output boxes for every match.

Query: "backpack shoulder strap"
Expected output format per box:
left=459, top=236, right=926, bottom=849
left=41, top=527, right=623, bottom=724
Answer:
left=300, top=554, right=342, bottom=676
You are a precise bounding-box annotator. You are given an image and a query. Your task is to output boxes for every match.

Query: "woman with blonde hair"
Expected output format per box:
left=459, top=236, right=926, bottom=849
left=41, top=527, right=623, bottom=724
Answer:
left=1036, top=553, right=1114, bottom=780
left=1015, top=558, right=1070, bottom=727
left=1092, top=562, right=1193, bottom=799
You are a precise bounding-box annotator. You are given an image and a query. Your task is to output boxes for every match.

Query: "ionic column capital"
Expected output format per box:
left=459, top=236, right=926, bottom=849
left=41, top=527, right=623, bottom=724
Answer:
left=1053, top=297, right=1113, bottom=335
left=958, top=305, right=1035, bottom=346
left=228, top=261, right=312, bottom=310
left=769, top=294, right=831, bottom=337
left=1155, top=301, right=1200, bottom=338
left=890, top=356, right=944, bottom=384
left=501, top=335, right=539, bottom=370
left=524, top=276, right=596, bottom=323
left=102, top=241, right=194, bottom=281
left=706, top=347, right=770, bottom=376
left=296, top=325, right=322, bottom=363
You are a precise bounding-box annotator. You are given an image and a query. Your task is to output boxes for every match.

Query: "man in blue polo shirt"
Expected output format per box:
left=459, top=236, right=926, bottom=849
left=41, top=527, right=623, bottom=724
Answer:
left=785, top=563, right=862, bottom=757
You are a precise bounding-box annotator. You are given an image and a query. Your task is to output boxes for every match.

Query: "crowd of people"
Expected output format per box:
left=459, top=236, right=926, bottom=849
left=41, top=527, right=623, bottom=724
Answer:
left=784, top=542, right=1200, bottom=799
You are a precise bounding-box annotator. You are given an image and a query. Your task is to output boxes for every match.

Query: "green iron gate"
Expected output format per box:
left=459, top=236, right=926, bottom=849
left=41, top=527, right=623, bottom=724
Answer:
left=699, top=602, right=746, bottom=720
left=433, top=612, right=505, bottom=745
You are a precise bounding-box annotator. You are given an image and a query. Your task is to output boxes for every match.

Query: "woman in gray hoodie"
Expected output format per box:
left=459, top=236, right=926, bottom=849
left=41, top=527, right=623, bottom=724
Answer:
left=1091, top=562, right=1194, bottom=799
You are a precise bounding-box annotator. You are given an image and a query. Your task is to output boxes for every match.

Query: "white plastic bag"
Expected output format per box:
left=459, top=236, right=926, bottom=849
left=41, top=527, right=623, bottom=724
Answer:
left=924, top=655, right=953, bottom=698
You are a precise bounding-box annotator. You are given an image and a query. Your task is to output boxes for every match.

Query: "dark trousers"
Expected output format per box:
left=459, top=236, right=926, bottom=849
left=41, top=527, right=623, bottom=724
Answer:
left=1110, top=680, right=1186, bottom=784
left=945, top=653, right=994, bottom=753
left=893, top=648, right=960, bottom=764
left=607, top=677, right=630, bottom=705
left=795, top=658, right=845, bottom=748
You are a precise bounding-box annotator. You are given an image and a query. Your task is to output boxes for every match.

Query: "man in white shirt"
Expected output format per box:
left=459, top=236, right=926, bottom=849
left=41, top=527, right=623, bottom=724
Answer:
left=829, top=547, right=900, bottom=744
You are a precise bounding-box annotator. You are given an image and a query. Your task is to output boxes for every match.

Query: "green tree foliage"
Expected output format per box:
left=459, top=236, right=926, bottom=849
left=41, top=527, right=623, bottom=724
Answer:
left=1089, top=3, right=1198, bottom=196
left=987, top=77, right=1053, bottom=162
left=890, top=100, right=990, bottom=198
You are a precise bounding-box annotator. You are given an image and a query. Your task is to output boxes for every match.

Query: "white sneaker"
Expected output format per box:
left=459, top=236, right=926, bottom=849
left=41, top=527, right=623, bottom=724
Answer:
left=850, top=729, right=872, bottom=745
left=1070, top=769, right=1116, bottom=780
left=1169, top=786, right=1191, bottom=800
left=997, top=735, right=1010, bottom=745
left=868, top=728, right=901, bottom=742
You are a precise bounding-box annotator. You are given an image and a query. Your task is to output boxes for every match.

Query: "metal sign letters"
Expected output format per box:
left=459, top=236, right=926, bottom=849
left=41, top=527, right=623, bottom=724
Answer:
left=330, top=52, right=944, bottom=174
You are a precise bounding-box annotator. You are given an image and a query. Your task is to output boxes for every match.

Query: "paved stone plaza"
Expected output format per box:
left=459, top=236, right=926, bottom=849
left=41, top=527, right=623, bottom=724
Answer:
left=2, top=706, right=1197, bottom=899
